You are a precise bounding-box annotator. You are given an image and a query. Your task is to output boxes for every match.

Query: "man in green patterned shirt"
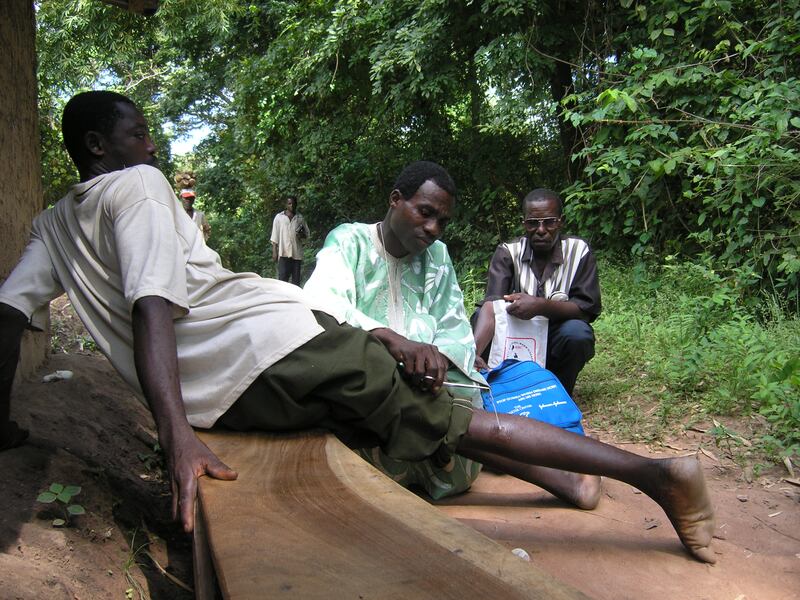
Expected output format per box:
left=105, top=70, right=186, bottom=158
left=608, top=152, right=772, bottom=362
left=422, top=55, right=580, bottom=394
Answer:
left=304, top=162, right=600, bottom=508
left=305, top=161, right=483, bottom=499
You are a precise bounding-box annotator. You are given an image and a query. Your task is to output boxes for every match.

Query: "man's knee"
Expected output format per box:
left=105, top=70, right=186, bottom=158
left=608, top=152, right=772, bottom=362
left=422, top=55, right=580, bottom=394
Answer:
left=551, top=320, right=595, bottom=358
left=559, top=319, right=594, bottom=342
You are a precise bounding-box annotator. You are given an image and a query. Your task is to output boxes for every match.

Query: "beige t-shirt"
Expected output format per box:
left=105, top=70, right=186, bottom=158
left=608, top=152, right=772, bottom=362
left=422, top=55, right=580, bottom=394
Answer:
left=0, top=166, right=323, bottom=428
left=190, top=209, right=210, bottom=241
left=270, top=211, right=308, bottom=259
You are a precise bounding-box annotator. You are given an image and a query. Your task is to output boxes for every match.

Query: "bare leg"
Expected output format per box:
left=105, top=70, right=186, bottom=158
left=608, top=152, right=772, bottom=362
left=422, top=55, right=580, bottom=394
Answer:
left=458, top=411, right=716, bottom=563
left=468, top=449, right=601, bottom=510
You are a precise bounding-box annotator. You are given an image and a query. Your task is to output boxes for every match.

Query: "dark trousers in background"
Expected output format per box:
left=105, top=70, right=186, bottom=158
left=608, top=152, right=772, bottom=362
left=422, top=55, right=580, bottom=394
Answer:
left=546, top=319, right=595, bottom=396
left=277, top=257, right=302, bottom=286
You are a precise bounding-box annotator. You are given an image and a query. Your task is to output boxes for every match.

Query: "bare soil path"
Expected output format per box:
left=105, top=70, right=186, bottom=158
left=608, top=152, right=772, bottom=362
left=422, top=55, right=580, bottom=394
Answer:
left=436, top=445, right=800, bottom=600
left=1, top=351, right=193, bottom=600
left=1, top=300, right=798, bottom=599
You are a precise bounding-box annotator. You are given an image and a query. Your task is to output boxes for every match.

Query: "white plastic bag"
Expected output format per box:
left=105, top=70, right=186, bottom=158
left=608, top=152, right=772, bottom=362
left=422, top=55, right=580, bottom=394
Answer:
left=487, top=299, right=548, bottom=369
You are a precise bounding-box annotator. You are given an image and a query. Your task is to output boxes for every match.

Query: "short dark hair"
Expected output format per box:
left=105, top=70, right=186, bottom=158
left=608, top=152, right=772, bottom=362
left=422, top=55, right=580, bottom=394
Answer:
left=522, top=188, right=563, bottom=216
left=61, top=91, right=137, bottom=165
left=393, top=161, right=456, bottom=200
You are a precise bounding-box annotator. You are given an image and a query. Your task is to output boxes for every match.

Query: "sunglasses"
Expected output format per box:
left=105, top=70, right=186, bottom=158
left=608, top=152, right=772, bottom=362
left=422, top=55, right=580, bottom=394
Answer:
left=522, top=217, right=561, bottom=230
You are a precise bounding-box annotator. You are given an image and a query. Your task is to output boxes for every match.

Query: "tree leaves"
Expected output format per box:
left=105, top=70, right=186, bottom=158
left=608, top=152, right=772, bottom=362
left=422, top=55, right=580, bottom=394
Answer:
left=34, top=0, right=799, bottom=306
left=564, top=0, right=800, bottom=305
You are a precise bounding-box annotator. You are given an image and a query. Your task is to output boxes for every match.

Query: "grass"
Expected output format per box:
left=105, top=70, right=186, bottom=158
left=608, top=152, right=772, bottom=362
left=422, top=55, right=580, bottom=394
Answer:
left=49, top=296, right=100, bottom=355
left=577, top=258, right=800, bottom=462
left=458, top=254, right=800, bottom=462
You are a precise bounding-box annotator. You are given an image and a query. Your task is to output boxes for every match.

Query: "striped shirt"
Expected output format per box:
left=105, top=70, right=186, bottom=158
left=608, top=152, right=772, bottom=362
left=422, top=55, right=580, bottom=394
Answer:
left=485, top=235, right=601, bottom=320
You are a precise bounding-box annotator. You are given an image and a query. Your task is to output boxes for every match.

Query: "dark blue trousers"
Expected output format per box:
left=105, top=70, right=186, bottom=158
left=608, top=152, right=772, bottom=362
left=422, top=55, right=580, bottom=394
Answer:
left=277, top=257, right=302, bottom=286
left=546, top=319, right=595, bottom=396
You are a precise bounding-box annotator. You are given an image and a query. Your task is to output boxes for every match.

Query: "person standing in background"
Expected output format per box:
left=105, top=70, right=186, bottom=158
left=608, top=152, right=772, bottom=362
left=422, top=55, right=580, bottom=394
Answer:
left=179, top=189, right=211, bottom=242
left=270, top=195, right=310, bottom=285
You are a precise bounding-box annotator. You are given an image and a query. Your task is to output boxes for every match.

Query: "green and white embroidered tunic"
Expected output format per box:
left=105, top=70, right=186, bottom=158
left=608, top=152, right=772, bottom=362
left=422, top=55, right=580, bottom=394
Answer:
left=304, top=222, right=484, bottom=499
left=304, top=222, right=484, bottom=388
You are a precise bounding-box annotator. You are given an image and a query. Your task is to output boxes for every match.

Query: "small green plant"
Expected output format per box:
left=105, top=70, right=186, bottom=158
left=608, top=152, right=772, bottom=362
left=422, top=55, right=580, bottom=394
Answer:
left=457, top=266, right=486, bottom=315
left=707, top=419, right=751, bottom=457
left=78, top=335, right=98, bottom=352
left=37, top=483, right=85, bottom=527
left=137, top=442, right=164, bottom=474
left=122, top=528, right=149, bottom=600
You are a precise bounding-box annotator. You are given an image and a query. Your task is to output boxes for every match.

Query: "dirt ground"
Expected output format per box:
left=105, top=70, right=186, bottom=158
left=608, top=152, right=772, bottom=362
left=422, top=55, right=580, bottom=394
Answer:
left=437, top=445, right=800, bottom=600
left=1, top=299, right=193, bottom=600
left=1, top=299, right=798, bottom=599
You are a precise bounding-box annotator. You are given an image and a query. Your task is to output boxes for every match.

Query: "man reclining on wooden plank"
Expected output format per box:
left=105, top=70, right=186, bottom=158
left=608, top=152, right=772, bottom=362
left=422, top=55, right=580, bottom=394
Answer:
left=0, top=91, right=715, bottom=563
left=303, top=160, right=601, bottom=510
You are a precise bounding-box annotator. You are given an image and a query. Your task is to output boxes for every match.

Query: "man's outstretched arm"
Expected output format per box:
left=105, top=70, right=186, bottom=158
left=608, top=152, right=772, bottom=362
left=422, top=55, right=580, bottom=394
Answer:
left=0, top=303, right=29, bottom=450
left=132, top=296, right=237, bottom=532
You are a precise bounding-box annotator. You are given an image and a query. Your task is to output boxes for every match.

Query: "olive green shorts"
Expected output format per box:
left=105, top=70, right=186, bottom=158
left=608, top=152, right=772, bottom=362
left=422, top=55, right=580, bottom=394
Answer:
left=355, top=447, right=482, bottom=500
left=217, top=311, right=474, bottom=465
left=355, top=368, right=484, bottom=499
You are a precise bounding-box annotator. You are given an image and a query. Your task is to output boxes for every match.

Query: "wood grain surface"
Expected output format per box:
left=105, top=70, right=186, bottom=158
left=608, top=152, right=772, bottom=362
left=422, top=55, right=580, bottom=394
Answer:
left=195, top=430, right=589, bottom=600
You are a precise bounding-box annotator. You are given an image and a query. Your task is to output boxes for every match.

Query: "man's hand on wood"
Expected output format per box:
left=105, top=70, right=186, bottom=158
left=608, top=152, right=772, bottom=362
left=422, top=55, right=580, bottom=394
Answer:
left=131, top=296, right=238, bottom=533
left=166, top=428, right=238, bottom=533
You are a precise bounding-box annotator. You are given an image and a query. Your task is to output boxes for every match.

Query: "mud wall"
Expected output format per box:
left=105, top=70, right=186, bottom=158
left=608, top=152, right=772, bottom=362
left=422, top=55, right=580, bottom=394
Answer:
left=0, top=0, right=48, bottom=376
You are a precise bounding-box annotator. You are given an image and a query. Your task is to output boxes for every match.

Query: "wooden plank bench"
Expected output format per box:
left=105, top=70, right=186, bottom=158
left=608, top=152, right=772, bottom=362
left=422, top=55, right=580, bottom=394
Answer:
left=192, top=430, right=590, bottom=600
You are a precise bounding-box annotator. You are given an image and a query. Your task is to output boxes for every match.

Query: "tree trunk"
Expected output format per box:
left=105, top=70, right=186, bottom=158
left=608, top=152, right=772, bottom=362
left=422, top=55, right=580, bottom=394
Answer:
left=549, top=59, right=583, bottom=184
left=0, top=0, right=48, bottom=376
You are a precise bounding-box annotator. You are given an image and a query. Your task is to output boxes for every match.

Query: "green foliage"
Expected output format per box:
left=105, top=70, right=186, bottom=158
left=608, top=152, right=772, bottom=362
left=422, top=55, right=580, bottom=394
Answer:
left=563, top=0, right=800, bottom=308
left=457, top=266, right=487, bottom=316
left=35, top=1, right=800, bottom=305
left=34, top=0, right=581, bottom=273
left=582, top=257, right=800, bottom=459
left=758, top=356, right=800, bottom=459
left=37, top=483, right=85, bottom=527
left=35, top=0, right=243, bottom=202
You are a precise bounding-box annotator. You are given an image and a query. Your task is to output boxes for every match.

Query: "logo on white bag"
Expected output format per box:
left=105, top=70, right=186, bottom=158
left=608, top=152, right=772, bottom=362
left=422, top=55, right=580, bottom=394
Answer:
left=504, top=338, right=537, bottom=362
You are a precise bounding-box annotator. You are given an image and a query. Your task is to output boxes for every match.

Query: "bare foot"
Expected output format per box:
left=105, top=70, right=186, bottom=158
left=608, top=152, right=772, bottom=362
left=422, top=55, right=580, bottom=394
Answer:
left=644, top=456, right=716, bottom=563
left=540, top=472, right=602, bottom=510
left=570, top=473, right=602, bottom=510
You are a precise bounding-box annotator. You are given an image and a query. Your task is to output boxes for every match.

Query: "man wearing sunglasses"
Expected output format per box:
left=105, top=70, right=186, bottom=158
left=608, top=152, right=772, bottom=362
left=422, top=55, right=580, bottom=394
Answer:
left=481, top=188, right=601, bottom=395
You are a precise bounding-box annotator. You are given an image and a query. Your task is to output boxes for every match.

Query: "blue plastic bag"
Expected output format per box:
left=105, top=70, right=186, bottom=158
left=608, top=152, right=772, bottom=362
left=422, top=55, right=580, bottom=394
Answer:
left=481, top=359, right=584, bottom=435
